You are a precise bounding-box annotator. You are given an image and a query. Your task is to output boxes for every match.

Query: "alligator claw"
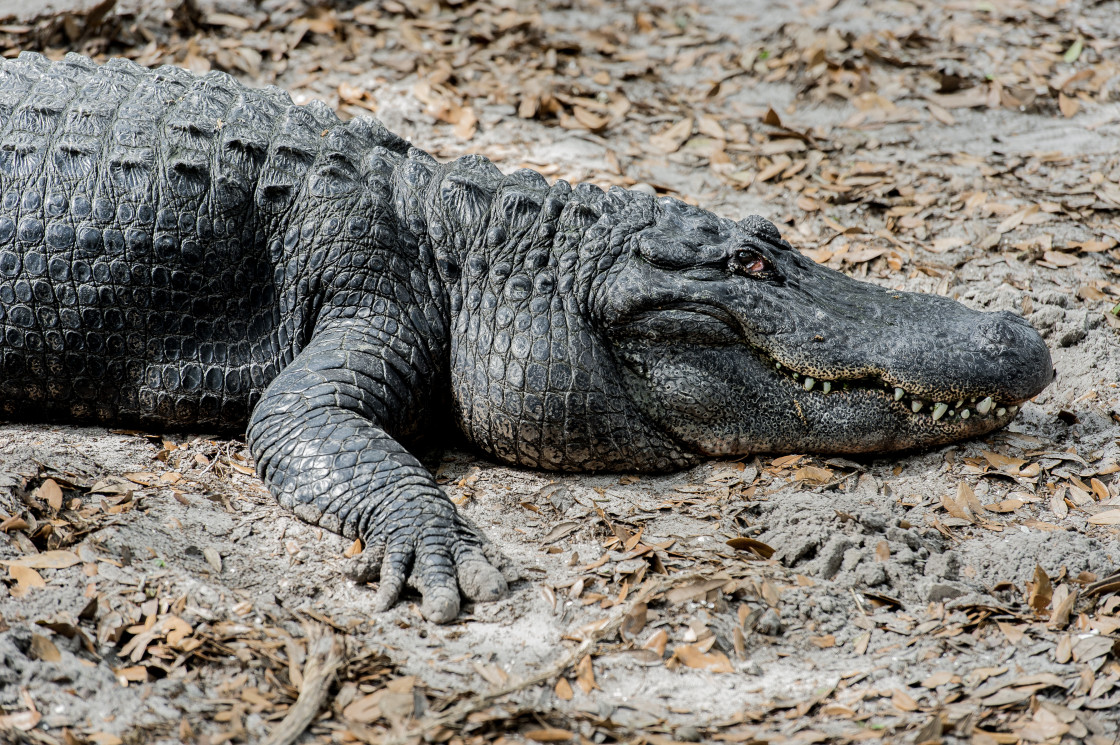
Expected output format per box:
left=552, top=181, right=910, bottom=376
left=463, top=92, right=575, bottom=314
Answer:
left=354, top=513, right=506, bottom=623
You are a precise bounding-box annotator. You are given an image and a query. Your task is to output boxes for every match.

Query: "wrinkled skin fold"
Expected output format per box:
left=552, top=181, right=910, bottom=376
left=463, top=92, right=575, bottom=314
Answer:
left=0, top=53, right=1053, bottom=621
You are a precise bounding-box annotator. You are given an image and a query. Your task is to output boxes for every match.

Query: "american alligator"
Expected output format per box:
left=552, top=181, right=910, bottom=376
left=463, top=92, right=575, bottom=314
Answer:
left=0, top=53, right=1053, bottom=621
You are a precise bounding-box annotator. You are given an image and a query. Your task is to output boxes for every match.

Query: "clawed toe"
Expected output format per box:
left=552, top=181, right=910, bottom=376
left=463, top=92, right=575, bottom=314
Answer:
left=458, top=559, right=507, bottom=603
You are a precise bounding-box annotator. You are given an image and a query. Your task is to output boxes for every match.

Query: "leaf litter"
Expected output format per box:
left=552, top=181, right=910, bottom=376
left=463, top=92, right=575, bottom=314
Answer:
left=0, top=0, right=1119, bottom=743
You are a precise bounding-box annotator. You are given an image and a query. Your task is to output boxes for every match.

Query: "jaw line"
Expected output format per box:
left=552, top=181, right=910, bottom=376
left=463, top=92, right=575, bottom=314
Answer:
left=616, top=301, right=1024, bottom=434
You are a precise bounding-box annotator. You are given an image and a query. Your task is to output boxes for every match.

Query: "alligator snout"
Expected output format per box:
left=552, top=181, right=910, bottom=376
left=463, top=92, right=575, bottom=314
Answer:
left=973, top=310, right=1054, bottom=401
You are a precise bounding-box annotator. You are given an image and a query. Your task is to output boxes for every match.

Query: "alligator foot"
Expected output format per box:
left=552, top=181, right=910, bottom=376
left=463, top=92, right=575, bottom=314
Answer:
left=347, top=499, right=507, bottom=623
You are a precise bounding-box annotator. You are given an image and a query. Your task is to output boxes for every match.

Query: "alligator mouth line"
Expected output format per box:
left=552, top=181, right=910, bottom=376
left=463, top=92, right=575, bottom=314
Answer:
left=617, top=307, right=1023, bottom=425
left=768, top=358, right=1020, bottom=423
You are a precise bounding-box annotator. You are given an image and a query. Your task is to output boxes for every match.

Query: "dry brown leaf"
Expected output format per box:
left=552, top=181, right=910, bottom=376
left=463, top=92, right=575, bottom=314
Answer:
left=650, top=117, right=693, bottom=154
left=115, top=666, right=148, bottom=685
left=1029, top=564, right=1053, bottom=614
left=643, top=629, right=668, bottom=657
left=554, top=677, right=573, bottom=701
left=940, top=487, right=973, bottom=522
left=821, top=703, right=856, bottom=717
left=669, top=644, right=734, bottom=673
left=921, top=671, right=957, bottom=688
left=809, top=634, right=835, bottom=649
left=1087, top=509, right=1120, bottom=525
left=1042, top=250, right=1079, bottom=267
left=1058, top=92, right=1079, bottom=118
left=123, top=472, right=158, bottom=486
left=164, top=616, right=194, bottom=648
left=756, top=160, right=787, bottom=182
left=621, top=602, right=647, bottom=640
left=696, top=114, right=726, bottom=140
left=343, top=538, right=363, bottom=558
left=927, top=102, right=956, bottom=125
left=525, top=729, right=575, bottom=742
left=996, top=621, right=1025, bottom=644
left=472, top=662, right=509, bottom=687
left=725, top=537, right=776, bottom=559
left=0, top=550, right=81, bottom=569
left=891, top=689, right=919, bottom=712
left=572, top=106, right=608, bottom=131
left=203, top=548, right=222, bottom=573
left=37, top=479, right=63, bottom=511
left=984, top=498, right=1024, bottom=513
left=453, top=107, right=477, bottom=141
left=575, top=655, right=597, bottom=693
left=998, top=207, right=1038, bottom=234
left=342, top=690, right=383, bottom=724
left=1048, top=587, right=1078, bottom=628
left=9, top=564, right=46, bottom=597
left=1051, top=488, right=1069, bottom=519
left=771, top=454, right=804, bottom=469
left=30, top=633, right=61, bottom=662
left=793, top=465, right=833, bottom=484
left=1055, top=634, right=1072, bottom=663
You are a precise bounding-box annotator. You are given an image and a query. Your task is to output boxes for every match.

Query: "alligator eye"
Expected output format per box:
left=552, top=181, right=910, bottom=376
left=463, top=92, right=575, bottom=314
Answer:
left=732, top=249, right=769, bottom=276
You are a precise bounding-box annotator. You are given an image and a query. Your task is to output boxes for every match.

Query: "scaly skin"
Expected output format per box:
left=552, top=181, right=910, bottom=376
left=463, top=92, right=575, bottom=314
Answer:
left=0, top=53, right=1054, bottom=621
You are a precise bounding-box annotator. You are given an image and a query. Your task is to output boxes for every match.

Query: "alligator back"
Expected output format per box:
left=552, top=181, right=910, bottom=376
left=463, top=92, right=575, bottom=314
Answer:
left=0, top=52, right=410, bottom=427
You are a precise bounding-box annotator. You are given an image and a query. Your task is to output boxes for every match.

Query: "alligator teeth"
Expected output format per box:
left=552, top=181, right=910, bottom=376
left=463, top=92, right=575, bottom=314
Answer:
left=766, top=357, right=1009, bottom=422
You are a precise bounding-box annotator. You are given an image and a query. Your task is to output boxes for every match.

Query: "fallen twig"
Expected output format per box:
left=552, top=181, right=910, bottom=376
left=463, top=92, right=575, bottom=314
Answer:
left=261, top=623, right=345, bottom=745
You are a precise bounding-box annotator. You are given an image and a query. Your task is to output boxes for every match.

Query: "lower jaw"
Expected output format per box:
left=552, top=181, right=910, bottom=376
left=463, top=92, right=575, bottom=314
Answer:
left=688, top=405, right=1016, bottom=457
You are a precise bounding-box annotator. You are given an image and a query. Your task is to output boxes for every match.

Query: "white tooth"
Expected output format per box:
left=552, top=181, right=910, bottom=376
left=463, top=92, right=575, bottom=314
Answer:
left=976, top=397, right=993, bottom=415
left=996, top=407, right=1006, bottom=417
left=804, top=377, right=815, bottom=391
left=932, top=403, right=948, bottom=421
left=1008, top=405, right=1018, bottom=415
left=955, top=400, right=964, bottom=409
left=775, top=362, right=782, bottom=370
left=970, top=397, right=978, bottom=403
left=911, top=400, right=924, bottom=413
left=894, top=387, right=904, bottom=401
left=960, top=409, right=970, bottom=419
left=822, top=381, right=831, bottom=393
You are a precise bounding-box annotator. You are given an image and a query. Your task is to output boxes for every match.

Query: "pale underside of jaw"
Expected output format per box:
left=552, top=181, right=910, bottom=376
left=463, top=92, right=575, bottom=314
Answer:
left=770, top=359, right=1019, bottom=423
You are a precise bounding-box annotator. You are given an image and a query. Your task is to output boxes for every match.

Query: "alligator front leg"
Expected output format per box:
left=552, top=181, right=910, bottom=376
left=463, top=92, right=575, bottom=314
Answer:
left=247, top=319, right=506, bottom=623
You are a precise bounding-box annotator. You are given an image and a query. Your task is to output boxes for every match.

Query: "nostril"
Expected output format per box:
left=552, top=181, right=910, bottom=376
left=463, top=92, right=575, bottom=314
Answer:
left=978, top=316, right=1021, bottom=349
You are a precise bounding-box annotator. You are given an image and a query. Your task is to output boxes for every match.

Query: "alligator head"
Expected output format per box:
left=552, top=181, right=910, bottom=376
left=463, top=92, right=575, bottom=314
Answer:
left=427, top=159, right=1053, bottom=467
left=597, top=196, right=1054, bottom=455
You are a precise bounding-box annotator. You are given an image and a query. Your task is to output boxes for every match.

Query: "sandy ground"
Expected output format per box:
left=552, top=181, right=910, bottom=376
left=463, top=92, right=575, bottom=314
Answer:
left=1, top=0, right=1119, bottom=743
